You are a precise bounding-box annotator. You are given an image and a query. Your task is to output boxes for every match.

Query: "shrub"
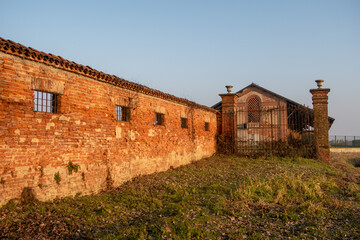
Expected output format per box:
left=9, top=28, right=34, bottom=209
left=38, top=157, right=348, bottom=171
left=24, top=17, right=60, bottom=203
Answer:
left=67, top=161, right=80, bottom=175
left=54, top=171, right=61, bottom=184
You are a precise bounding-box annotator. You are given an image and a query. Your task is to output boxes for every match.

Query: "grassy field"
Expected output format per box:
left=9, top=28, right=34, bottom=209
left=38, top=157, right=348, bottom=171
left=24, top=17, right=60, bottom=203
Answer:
left=1, top=153, right=359, bottom=239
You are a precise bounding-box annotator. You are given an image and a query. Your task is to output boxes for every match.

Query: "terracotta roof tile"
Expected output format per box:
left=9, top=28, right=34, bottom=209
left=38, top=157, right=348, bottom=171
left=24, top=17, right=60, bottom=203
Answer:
left=0, top=37, right=216, bottom=113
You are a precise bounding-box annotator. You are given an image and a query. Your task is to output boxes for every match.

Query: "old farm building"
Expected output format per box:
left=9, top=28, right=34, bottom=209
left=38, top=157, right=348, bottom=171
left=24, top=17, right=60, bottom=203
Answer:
left=213, top=83, right=334, bottom=156
left=0, top=37, right=334, bottom=205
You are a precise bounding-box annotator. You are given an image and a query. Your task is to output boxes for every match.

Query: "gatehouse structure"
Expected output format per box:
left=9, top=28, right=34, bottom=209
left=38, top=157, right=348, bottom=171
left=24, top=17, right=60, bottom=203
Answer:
left=213, top=83, right=334, bottom=157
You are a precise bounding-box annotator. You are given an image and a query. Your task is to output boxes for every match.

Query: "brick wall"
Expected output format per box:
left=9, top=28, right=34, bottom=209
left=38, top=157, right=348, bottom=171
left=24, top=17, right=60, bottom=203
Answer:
left=310, top=87, right=331, bottom=162
left=0, top=52, right=217, bottom=206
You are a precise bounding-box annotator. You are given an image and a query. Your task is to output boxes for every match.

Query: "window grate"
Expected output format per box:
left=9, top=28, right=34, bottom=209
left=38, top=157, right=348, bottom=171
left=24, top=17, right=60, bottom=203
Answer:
left=155, top=112, right=165, bottom=126
left=205, top=122, right=210, bottom=131
left=248, top=96, right=261, bottom=122
left=181, top=118, right=188, bottom=128
left=116, top=106, right=130, bottom=122
left=33, top=90, right=57, bottom=113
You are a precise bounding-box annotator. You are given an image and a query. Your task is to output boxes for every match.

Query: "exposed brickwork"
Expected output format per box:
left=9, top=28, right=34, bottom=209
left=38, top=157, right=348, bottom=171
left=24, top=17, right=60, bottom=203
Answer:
left=0, top=37, right=216, bottom=113
left=310, top=88, right=331, bottom=163
left=0, top=49, right=217, bottom=206
left=218, top=93, right=237, bottom=153
left=235, top=86, right=289, bottom=141
left=217, top=84, right=334, bottom=158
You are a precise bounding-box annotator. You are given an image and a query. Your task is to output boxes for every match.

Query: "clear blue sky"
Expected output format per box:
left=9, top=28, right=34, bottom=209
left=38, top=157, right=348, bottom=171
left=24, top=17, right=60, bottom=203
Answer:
left=1, top=0, right=359, bottom=136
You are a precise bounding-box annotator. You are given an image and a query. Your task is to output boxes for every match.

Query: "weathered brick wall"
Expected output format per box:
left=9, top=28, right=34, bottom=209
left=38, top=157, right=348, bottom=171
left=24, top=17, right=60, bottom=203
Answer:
left=310, top=88, right=331, bottom=162
left=0, top=52, right=217, bottom=206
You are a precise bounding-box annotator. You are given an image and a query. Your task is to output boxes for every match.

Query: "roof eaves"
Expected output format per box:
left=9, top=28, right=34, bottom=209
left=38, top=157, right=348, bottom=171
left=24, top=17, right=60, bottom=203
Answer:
left=0, top=37, right=217, bottom=113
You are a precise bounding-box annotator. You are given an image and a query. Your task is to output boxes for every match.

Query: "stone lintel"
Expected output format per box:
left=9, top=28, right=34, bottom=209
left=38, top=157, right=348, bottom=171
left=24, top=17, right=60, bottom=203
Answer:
left=31, top=77, right=65, bottom=94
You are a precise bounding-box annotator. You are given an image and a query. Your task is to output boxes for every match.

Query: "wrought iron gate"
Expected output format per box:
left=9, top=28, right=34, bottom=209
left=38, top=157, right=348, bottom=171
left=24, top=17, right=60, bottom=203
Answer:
left=235, top=105, right=315, bottom=158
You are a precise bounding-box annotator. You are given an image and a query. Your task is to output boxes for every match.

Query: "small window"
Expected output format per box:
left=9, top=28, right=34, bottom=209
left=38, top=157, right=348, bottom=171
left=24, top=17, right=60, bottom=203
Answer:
left=205, top=122, right=210, bottom=131
left=33, top=90, right=58, bottom=113
left=155, top=112, right=165, bottom=126
left=181, top=117, right=188, bottom=128
left=116, top=106, right=130, bottom=122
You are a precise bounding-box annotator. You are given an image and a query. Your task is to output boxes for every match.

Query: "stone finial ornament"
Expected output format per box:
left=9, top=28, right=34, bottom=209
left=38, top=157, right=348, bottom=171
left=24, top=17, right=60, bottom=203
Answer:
left=315, top=79, right=324, bottom=89
left=225, top=85, right=233, bottom=93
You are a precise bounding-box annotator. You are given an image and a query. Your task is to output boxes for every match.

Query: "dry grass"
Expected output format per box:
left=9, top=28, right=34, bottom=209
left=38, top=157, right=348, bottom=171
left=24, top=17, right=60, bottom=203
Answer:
left=0, top=154, right=359, bottom=239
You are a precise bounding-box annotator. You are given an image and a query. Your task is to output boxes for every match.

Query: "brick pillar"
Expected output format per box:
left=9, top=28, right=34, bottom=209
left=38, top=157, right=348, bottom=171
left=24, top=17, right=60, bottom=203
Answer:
left=219, top=86, right=238, bottom=153
left=310, top=80, right=330, bottom=163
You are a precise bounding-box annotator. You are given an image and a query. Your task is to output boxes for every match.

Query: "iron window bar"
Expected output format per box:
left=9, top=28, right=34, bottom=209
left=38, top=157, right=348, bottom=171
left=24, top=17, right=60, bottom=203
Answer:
left=33, top=90, right=57, bottom=113
left=155, top=112, right=165, bottom=126
left=116, top=106, right=130, bottom=122
left=205, top=122, right=210, bottom=131
left=181, top=118, right=188, bottom=128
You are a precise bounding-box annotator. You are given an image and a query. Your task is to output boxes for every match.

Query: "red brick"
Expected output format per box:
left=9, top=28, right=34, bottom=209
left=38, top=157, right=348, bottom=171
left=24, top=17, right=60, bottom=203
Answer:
left=0, top=51, right=217, bottom=206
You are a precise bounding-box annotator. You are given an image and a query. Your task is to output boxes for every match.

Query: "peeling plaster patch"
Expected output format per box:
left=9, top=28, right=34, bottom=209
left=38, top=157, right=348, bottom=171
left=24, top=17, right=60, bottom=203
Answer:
left=155, top=106, right=166, bottom=114
left=129, top=130, right=136, bottom=141
left=75, top=120, right=81, bottom=125
left=14, top=129, right=20, bottom=135
left=36, top=119, right=42, bottom=123
left=59, top=115, right=70, bottom=121
left=46, top=122, right=55, bottom=130
left=55, top=132, right=61, bottom=135
left=19, top=138, right=26, bottom=143
left=148, top=129, right=155, bottom=137
left=95, top=129, right=101, bottom=132
left=31, top=138, right=39, bottom=143
left=180, top=111, right=187, bottom=118
left=14, top=166, right=32, bottom=178
left=82, top=122, right=86, bottom=125
left=51, top=116, right=57, bottom=121
left=116, top=126, right=122, bottom=139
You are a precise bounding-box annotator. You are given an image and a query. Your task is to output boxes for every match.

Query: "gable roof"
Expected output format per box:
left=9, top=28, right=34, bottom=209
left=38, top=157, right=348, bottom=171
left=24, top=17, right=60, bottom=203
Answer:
left=0, top=37, right=216, bottom=113
left=212, top=83, right=335, bottom=126
left=212, top=83, right=307, bottom=109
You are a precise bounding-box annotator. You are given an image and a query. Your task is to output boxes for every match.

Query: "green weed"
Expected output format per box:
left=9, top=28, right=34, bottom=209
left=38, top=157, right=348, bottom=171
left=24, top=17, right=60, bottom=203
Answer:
left=54, top=171, right=61, bottom=184
left=67, top=161, right=80, bottom=175
left=1, top=155, right=359, bottom=239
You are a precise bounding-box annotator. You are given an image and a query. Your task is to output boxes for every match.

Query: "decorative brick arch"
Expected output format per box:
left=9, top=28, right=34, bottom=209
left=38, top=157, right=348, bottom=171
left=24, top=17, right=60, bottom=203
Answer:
left=247, top=95, right=261, bottom=122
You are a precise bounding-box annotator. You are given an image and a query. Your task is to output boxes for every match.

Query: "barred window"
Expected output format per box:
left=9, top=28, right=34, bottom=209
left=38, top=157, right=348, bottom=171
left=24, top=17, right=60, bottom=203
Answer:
left=33, top=90, right=58, bottom=113
left=116, top=106, right=130, bottom=122
left=248, top=96, right=261, bottom=122
left=155, top=112, right=165, bottom=126
left=205, top=122, right=210, bottom=131
left=181, top=118, right=188, bottom=128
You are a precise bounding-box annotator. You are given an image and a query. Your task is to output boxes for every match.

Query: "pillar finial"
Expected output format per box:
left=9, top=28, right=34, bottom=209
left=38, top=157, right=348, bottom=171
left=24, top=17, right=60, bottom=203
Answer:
left=315, top=79, right=324, bottom=89
left=225, top=85, right=233, bottom=93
